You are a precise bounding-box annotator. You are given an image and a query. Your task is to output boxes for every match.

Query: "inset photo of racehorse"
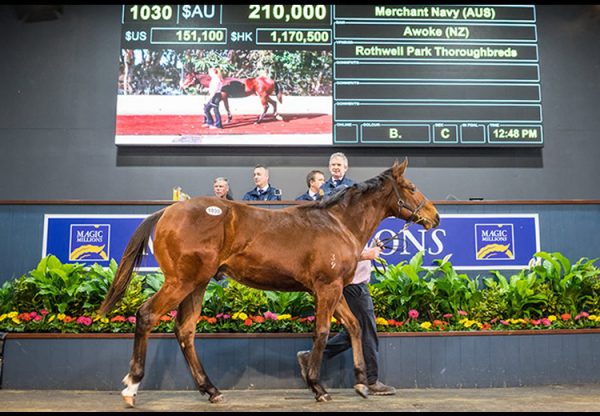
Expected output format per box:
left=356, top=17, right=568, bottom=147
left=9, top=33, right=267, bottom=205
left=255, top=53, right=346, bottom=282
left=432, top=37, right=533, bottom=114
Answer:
left=115, top=49, right=333, bottom=146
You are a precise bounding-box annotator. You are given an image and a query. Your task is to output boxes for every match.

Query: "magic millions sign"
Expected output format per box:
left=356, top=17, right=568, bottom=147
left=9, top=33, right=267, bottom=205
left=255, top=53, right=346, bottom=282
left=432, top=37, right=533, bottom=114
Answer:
left=44, top=213, right=539, bottom=271
left=371, top=214, right=539, bottom=270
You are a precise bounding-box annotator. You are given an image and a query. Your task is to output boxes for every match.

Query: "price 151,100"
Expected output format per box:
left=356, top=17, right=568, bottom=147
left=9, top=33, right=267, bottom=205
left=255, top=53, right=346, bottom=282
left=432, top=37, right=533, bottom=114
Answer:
left=150, top=28, right=227, bottom=45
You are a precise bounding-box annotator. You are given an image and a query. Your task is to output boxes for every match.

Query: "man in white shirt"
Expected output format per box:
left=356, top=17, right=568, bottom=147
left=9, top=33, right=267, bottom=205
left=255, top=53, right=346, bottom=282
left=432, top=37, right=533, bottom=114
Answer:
left=202, top=67, right=224, bottom=129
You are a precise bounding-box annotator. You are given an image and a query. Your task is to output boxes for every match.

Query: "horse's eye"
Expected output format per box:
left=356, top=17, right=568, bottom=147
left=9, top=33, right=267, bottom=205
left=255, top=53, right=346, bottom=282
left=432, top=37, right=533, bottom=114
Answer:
left=411, top=186, right=417, bottom=193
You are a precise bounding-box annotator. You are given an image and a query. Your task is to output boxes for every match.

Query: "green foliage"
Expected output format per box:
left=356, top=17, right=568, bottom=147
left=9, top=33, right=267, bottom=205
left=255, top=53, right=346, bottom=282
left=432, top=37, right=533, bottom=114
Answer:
left=0, top=280, right=16, bottom=314
left=372, top=250, right=600, bottom=324
left=428, top=254, right=482, bottom=317
left=222, top=280, right=269, bottom=315
left=371, top=253, right=481, bottom=321
left=1, top=251, right=600, bottom=334
left=121, top=49, right=182, bottom=95
left=271, top=50, right=332, bottom=95
left=369, top=285, right=389, bottom=318
left=371, top=251, right=436, bottom=320
left=533, top=252, right=599, bottom=316
left=141, top=272, right=165, bottom=299
left=202, top=279, right=228, bottom=315
left=15, top=255, right=88, bottom=314
left=78, top=260, right=118, bottom=313
left=264, top=290, right=314, bottom=316
left=127, top=49, right=333, bottom=97
left=470, top=280, right=508, bottom=322
left=486, top=269, right=548, bottom=318
left=111, top=273, right=146, bottom=317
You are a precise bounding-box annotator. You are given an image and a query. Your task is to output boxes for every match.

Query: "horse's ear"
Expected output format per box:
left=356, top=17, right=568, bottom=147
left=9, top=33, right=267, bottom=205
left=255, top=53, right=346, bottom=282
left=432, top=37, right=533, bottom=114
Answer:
left=393, top=158, right=409, bottom=176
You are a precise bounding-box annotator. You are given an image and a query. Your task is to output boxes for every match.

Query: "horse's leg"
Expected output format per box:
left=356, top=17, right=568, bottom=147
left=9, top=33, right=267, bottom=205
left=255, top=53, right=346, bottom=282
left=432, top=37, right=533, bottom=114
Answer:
left=333, top=297, right=369, bottom=398
left=268, top=96, right=283, bottom=121
left=174, top=283, right=223, bottom=403
left=303, top=282, right=344, bottom=402
left=121, top=281, right=195, bottom=407
left=255, top=95, right=269, bottom=124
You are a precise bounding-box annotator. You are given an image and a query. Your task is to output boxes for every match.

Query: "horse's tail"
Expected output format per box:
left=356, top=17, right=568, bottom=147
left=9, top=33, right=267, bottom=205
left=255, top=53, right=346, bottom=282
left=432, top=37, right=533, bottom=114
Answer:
left=98, top=208, right=166, bottom=316
left=275, top=81, right=283, bottom=104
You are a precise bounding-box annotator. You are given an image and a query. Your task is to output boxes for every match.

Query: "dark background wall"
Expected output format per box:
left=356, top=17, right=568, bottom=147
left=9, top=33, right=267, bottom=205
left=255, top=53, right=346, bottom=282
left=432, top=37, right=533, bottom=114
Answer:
left=0, top=5, right=599, bottom=202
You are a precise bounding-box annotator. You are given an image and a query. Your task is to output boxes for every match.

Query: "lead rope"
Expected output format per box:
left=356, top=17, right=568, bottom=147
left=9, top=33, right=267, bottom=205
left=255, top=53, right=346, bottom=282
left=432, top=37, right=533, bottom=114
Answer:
left=370, top=221, right=412, bottom=277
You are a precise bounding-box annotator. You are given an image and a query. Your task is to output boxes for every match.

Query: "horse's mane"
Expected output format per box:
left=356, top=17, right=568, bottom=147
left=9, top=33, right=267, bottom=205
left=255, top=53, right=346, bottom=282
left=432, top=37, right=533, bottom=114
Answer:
left=298, top=167, right=394, bottom=211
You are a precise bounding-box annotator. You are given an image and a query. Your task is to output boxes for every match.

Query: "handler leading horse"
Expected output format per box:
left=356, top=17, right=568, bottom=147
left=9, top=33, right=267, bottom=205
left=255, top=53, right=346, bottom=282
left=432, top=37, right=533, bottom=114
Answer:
left=99, top=159, right=439, bottom=406
left=181, top=71, right=283, bottom=124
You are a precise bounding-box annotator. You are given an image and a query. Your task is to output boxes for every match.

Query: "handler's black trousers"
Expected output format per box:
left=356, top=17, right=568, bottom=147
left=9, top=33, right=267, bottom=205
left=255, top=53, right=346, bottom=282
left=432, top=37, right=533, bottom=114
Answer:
left=323, top=282, right=379, bottom=385
left=203, top=93, right=222, bottom=128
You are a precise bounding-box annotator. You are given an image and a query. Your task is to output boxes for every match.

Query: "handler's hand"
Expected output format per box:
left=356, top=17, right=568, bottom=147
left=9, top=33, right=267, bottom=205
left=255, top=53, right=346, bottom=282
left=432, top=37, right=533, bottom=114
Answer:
left=361, top=246, right=382, bottom=261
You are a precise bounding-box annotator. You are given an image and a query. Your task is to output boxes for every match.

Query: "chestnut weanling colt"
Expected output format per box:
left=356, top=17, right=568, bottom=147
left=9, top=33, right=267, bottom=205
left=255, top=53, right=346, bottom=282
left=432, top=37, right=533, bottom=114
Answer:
left=99, top=159, right=440, bottom=406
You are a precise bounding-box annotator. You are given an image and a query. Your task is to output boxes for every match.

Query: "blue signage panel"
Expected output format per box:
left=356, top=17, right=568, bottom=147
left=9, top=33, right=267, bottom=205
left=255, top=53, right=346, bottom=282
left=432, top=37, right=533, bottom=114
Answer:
left=43, top=214, right=158, bottom=270
left=372, top=214, right=540, bottom=270
left=44, top=213, right=539, bottom=271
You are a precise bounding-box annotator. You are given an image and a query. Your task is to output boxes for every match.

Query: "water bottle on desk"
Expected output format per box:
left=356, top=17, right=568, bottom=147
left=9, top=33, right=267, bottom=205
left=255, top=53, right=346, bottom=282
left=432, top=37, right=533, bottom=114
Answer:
left=172, top=187, right=181, bottom=201
left=172, top=186, right=191, bottom=201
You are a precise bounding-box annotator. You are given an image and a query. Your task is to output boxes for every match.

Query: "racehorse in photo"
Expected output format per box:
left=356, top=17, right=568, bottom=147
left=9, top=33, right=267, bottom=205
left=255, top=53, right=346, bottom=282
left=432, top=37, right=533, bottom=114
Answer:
left=99, top=159, right=440, bottom=407
left=180, top=71, right=284, bottom=124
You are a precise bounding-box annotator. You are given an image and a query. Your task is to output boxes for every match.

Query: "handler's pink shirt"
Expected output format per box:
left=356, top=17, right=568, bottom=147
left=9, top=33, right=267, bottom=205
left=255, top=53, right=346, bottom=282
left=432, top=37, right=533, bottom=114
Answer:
left=352, top=259, right=371, bottom=285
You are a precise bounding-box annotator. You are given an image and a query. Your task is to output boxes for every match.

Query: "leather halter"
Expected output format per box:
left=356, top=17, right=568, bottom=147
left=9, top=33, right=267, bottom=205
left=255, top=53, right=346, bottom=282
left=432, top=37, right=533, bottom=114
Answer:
left=388, top=175, right=427, bottom=225
left=370, top=175, right=428, bottom=275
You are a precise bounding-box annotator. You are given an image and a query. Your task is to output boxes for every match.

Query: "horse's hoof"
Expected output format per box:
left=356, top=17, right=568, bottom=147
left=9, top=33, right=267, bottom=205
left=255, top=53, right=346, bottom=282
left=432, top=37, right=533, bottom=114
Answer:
left=275, top=115, right=283, bottom=121
left=122, top=395, right=136, bottom=408
left=209, top=393, right=224, bottom=403
left=354, top=383, right=369, bottom=399
left=316, top=393, right=332, bottom=402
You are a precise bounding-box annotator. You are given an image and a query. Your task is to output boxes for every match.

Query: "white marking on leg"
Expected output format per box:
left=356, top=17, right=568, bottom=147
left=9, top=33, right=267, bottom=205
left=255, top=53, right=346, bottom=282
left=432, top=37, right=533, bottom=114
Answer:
left=121, top=374, right=140, bottom=397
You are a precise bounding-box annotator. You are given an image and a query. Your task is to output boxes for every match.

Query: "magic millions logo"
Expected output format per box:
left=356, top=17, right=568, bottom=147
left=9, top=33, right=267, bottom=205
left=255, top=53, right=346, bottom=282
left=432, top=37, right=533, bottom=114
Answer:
left=69, top=224, right=110, bottom=261
left=475, top=224, right=514, bottom=260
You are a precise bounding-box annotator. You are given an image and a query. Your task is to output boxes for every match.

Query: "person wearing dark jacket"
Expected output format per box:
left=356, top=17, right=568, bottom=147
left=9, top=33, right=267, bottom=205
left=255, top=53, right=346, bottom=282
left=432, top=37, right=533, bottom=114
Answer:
left=213, top=176, right=233, bottom=200
left=321, top=152, right=355, bottom=197
left=295, top=169, right=326, bottom=201
left=297, top=243, right=397, bottom=396
left=242, top=164, right=282, bottom=201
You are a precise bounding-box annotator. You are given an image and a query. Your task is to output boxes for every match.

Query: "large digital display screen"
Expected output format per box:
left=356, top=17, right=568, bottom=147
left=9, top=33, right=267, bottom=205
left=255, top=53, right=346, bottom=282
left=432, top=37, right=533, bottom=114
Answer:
left=115, top=4, right=543, bottom=147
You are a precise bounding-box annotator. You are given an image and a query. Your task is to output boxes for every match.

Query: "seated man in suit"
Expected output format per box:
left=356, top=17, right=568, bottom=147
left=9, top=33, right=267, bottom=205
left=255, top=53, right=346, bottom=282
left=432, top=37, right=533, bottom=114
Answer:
left=213, top=176, right=233, bottom=200
left=321, top=152, right=355, bottom=197
left=242, top=164, right=282, bottom=201
left=295, top=169, right=326, bottom=201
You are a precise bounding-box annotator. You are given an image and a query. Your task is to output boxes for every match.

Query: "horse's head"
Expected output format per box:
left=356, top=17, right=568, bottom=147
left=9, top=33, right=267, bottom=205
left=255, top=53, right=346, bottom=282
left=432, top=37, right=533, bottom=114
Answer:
left=180, top=72, right=210, bottom=90
left=387, top=158, right=440, bottom=230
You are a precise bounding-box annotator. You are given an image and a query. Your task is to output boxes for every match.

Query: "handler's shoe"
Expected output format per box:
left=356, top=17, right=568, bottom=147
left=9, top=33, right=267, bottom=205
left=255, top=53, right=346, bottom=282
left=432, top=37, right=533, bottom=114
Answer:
left=296, top=350, right=310, bottom=383
left=368, top=380, right=397, bottom=396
